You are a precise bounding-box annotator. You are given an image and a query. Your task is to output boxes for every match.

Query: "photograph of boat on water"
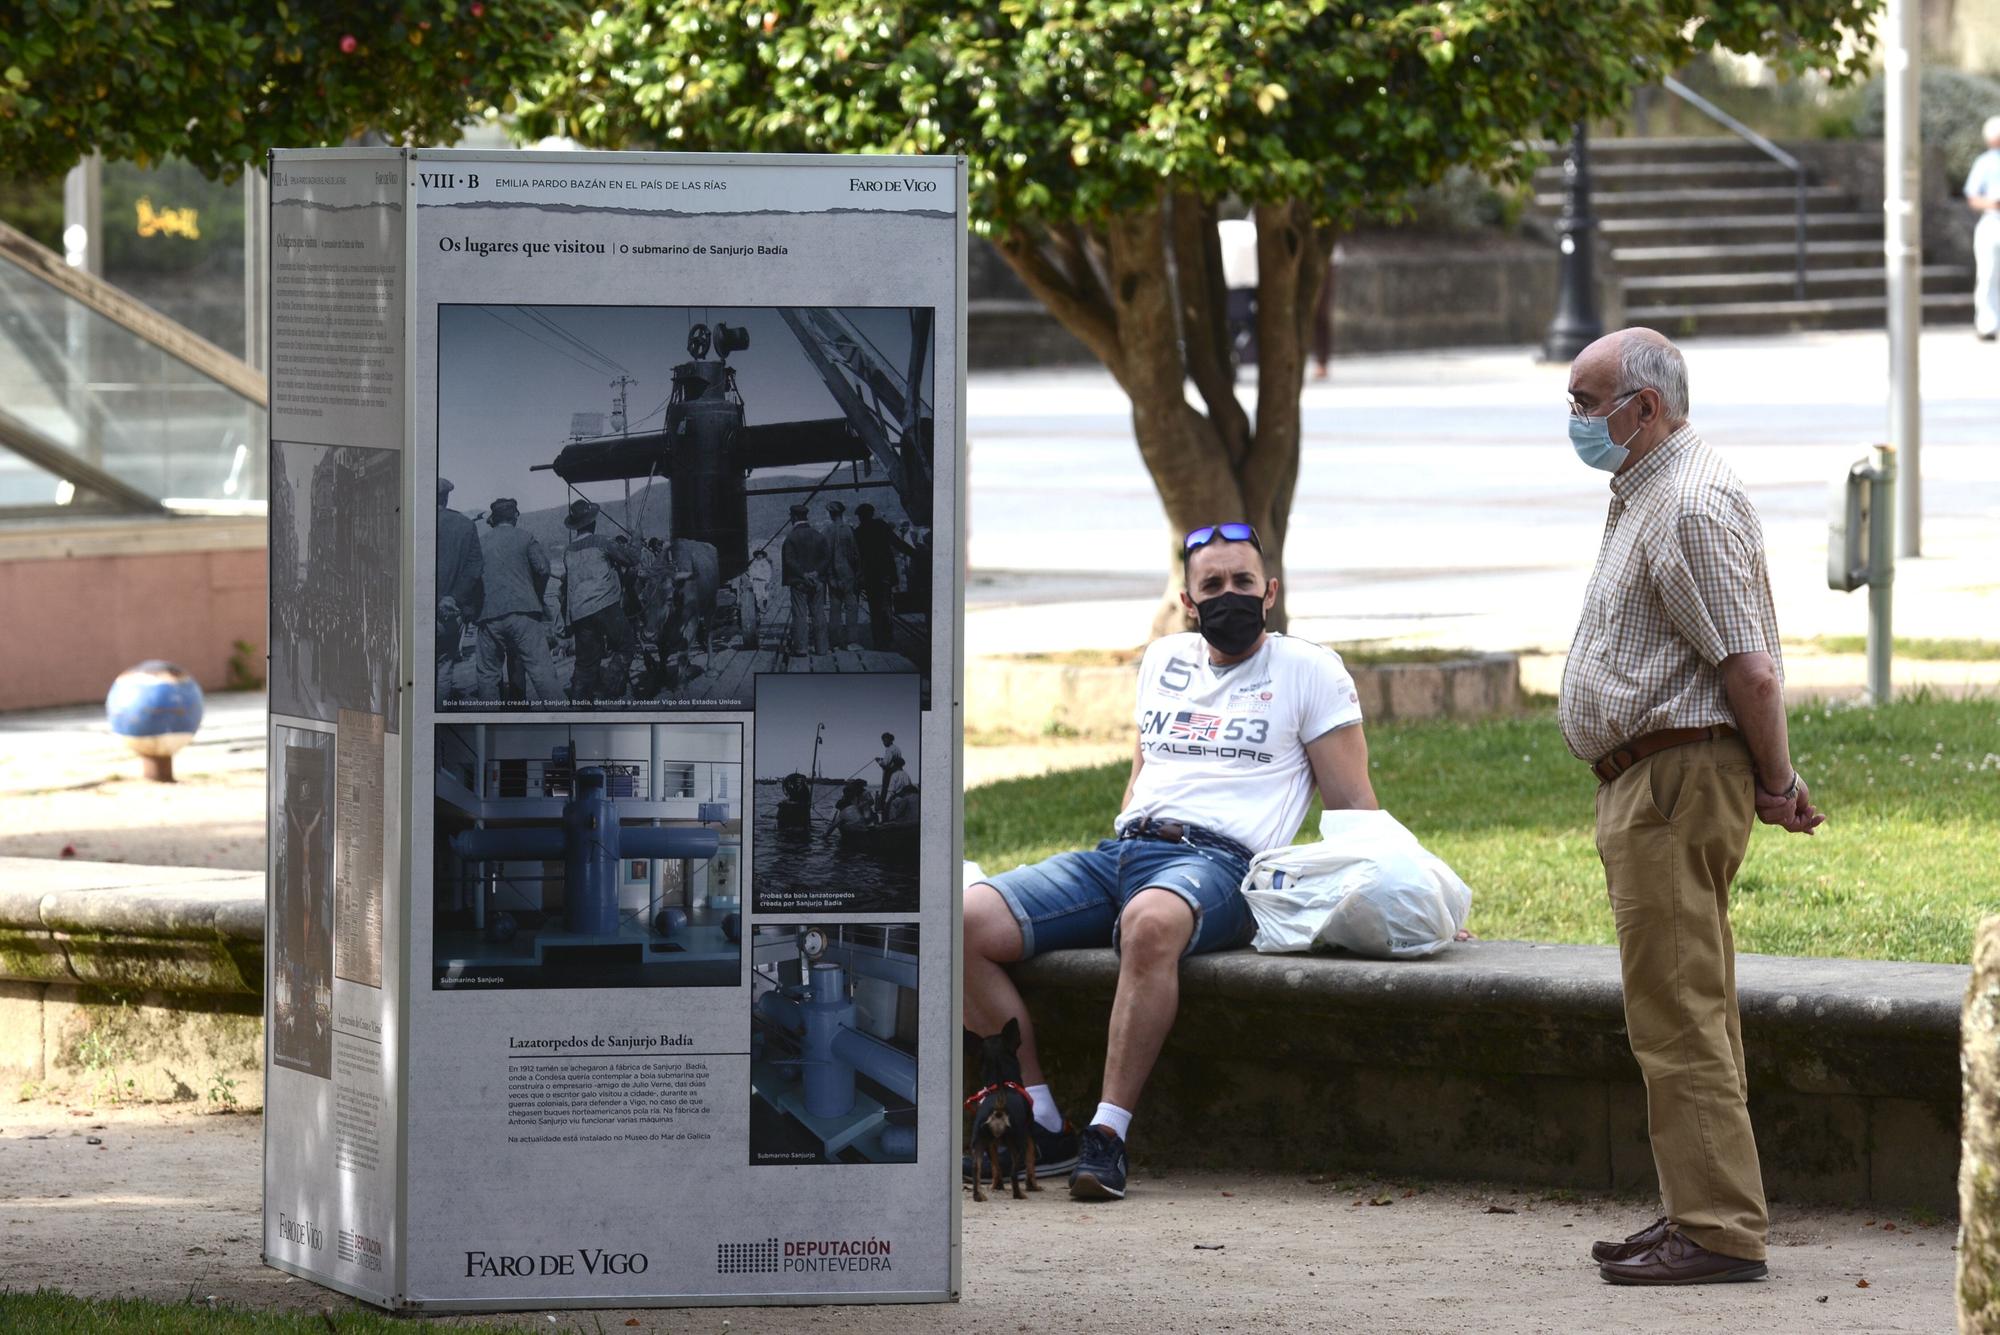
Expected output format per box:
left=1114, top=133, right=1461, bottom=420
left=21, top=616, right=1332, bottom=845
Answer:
left=432, top=304, right=936, bottom=712
left=752, top=673, right=919, bottom=914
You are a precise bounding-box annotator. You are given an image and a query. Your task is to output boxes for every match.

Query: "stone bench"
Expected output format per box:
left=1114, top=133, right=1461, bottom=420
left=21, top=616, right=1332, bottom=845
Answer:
left=0, top=857, right=264, bottom=1103
left=1011, top=940, right=1966, bottom=1211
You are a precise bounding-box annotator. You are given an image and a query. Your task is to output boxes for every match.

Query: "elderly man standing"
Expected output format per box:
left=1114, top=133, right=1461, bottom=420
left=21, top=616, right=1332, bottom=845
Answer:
left=1967, top=114, right=2000, bottom=341
left=1560, top=328, right=1824, bottom=1287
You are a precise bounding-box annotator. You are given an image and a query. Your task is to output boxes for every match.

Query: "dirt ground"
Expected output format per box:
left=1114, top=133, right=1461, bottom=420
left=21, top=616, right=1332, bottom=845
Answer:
left=0, top=1096, right=1955, bottom=1333
left=0, top=694, right=266, bottom=870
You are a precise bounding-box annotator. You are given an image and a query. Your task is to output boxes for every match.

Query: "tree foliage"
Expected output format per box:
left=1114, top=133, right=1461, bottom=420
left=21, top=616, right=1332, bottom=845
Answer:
left=519, top=0, right=1879, bottom=233
left=521, top=1, right=1881, bottom=634
left=0, top=1, right=582, bottom=181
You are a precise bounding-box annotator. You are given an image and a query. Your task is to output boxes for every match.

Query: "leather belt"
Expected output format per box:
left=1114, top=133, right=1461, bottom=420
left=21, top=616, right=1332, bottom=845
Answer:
left=1117, top=817, right=1254, bottom=863
left=1591, top=724, right=1737, bottom=785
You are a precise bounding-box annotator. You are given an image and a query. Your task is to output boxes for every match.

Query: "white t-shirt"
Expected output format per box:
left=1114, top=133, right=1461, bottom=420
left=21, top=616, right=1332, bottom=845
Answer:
left=1115, top=632, right=1363, bottom=855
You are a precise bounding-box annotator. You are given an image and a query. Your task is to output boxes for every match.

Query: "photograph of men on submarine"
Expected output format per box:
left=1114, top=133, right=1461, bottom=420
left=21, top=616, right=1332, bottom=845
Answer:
left=748, top=923, right=919, bottom=1166
left=431, top=721, right=743, bottom=989
left=433, top=304, right=935, bottom=712
left=753, top=672, right=920, bottom=915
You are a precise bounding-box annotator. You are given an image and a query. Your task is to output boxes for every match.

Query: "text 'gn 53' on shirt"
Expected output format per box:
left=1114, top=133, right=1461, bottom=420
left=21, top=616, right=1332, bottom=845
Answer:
left=1557, top=425, right=1783, bottom=763
left=1115, top=632, right=1363, bottom=855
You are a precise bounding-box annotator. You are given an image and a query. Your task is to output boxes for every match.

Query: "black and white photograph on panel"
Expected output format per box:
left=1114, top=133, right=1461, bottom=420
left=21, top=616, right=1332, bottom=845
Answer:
left=434, top=305, right=936, bottom=712
left=431, top=720, right=743, bottom=989
left=269, top=441, right=401, bottom=731
left=753, top=673, right=920, bottom=915
left=748, top=923, right=919, bottom=1165
left=272, top=728, right=335, bottom=1079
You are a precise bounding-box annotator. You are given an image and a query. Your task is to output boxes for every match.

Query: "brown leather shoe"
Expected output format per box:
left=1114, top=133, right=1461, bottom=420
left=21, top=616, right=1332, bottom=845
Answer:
left=1590, top=1216, right=1669, bottom=1264
left=1599, top=1229, right=1767, bottom=1286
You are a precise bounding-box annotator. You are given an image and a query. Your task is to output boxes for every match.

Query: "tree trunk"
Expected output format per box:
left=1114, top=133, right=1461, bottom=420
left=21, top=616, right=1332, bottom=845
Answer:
left=995, top=192, right=1333, bottom=645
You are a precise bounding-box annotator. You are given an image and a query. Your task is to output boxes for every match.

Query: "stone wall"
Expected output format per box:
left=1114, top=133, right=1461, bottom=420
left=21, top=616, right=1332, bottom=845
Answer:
left=966, top=233, right=1585, bottom=368
left=967, top=652, right=1521, bottom=741
left=1008, top=942, right=1966, bottom=1212
left=0, top=863, right=265, bottom=1106
left=0, top=517, right=266, bottom=712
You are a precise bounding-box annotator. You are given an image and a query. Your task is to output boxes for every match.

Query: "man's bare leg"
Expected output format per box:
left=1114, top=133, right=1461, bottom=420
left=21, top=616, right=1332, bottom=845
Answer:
left=963, top=882, right=1046, bottom=1084
left=1099, top=888, right=1195, bottom=1112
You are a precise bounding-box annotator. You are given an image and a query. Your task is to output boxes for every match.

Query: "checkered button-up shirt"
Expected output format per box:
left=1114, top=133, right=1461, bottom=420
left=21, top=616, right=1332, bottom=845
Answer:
left=1558, top=425, right=1783, bottom=762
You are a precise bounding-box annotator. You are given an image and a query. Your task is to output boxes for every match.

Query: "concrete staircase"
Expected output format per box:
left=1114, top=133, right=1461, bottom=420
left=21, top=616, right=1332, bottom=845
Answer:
left=1532, top=137, right=1975, bottom=336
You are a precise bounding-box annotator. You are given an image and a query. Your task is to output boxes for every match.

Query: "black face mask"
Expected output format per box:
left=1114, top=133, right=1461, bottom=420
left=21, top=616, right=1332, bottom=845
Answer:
left=1194, top=590, right=1266, bottom=656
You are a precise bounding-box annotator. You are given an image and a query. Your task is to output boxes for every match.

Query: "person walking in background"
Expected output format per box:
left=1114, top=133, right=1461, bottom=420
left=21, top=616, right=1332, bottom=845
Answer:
left=435, top=477, right=482, bottom=705
left=1967, top=115, right=2000, bottom=341
left=558, top=499, right=638, bottom=701
left=780, top=502, right=830, bottom=656
left=821, top=500, right=862, bottom=650
left=474, top=499, right=559, bottom=704
left=855, top=503, right=915, bottom=652
left=1559, top=327, right=1824, bottom=1287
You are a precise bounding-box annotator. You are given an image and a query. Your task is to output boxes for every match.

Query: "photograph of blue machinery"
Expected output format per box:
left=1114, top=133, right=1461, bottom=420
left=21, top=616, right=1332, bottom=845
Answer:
left=432, top=722, right=743, bottom=989
left=748, top=923, right=919, bottom=1164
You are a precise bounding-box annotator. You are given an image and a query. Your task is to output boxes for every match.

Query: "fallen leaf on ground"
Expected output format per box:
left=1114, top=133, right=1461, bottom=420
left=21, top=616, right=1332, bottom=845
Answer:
left=1194, top=1244, right=1224, bottom=1251
left=1816, top=1295, right=1828, bottom=1303
left=59, top=844, right=75, bottom=858
left=1220, top=1191, right=1234, bottom=1197
left=1883, top=1223, right=1897, bottom=1231
left=1484, top=1205, right=1517, bottom=1215
left=624, top=1321, right=640, bottom=1328
left=1369, top=1195, right=1394, bottom=1207
left=1857, top=1279, right=1871, bottom=1289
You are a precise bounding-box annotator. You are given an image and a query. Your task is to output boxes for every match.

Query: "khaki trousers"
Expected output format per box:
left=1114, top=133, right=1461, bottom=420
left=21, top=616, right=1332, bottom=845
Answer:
left=1595, top=736, right=1768, bottom=1262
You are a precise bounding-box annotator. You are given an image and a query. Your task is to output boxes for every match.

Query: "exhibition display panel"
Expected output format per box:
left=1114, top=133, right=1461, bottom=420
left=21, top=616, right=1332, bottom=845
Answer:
left=263, top=147, right=964, bottom=1311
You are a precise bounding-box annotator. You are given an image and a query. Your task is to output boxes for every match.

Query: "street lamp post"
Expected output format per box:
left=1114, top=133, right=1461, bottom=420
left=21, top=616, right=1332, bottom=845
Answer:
left=1542, top=124, right=1605, bottom=363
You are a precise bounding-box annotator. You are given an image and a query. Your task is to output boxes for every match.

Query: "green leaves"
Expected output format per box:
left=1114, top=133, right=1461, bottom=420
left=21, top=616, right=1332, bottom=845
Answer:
left=515, top=0, right=1879, bottom=232
left=0, top=0, right=585, bottom=181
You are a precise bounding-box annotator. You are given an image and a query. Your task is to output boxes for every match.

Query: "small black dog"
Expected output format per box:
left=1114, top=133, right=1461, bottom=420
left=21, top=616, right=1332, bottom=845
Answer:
left=966, top=1018, right=1038, bottom=1202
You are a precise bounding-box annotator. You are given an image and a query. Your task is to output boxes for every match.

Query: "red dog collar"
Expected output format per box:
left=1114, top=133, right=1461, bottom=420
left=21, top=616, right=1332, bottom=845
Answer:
left=963, top=1080, right=1033, bottom=1112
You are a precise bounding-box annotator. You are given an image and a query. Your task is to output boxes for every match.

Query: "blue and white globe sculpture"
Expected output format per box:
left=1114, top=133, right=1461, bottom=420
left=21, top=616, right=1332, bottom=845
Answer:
left=105, top=661, right=204, bottom=781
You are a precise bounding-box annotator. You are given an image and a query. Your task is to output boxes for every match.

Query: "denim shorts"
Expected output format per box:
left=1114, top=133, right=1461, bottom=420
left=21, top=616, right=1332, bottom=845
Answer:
left=986, top=838, right=1254, bottom=960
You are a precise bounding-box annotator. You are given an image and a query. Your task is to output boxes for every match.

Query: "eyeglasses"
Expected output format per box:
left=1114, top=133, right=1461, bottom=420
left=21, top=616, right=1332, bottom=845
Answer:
left=1183, top=523, right=1262, bottom=555
left=1567, top=388, right=1641, bottom=419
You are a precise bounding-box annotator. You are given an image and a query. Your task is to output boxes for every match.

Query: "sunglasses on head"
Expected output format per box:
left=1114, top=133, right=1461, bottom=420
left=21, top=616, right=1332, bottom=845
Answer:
left=1183, top=523, right=1262, bottom=556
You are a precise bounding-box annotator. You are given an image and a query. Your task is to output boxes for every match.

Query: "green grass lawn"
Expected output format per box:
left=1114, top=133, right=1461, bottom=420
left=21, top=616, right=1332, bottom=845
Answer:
left=1801, top=635, right=2000, bottom=661
left=0, top=1290, right=518, bottom=1333
left=965, top=694, right=2000, bottom=964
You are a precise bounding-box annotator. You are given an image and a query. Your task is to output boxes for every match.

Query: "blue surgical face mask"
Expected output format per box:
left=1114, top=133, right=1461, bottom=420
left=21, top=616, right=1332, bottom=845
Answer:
left=1568, top=390, right=1644, bottom=472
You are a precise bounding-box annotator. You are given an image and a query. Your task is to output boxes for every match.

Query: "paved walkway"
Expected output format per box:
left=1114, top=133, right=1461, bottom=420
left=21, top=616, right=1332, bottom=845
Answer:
left=967, top=328, right=2000, bottom=665
left=0, top=1097, right=1956, bottom=1333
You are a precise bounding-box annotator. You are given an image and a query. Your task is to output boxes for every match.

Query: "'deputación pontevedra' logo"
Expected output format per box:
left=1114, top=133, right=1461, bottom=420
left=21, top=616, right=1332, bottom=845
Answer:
left=717, top=1234, right=894, bottom=1276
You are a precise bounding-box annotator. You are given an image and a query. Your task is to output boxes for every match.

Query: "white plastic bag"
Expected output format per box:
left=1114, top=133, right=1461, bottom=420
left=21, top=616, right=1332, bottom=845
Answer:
left=1239, top=809, right=1472, bottom=958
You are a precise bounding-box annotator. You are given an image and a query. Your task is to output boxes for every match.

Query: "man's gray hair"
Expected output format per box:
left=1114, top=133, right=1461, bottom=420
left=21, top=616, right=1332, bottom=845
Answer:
left=1619, top=335, right=1689, bottom=422
left=1985, top=114, right=2000, bottom=142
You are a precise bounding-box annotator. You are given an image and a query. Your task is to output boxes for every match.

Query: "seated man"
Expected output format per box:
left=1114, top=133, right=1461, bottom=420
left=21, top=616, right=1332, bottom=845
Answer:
left=964, top=523, right=1378, bottom=1200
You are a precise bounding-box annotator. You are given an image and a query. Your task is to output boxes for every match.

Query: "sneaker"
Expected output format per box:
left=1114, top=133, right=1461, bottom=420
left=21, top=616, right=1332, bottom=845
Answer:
left=961, top=1119, right=1080, bottom=1184
left=1068, top=1125, right=1128, bottom=1200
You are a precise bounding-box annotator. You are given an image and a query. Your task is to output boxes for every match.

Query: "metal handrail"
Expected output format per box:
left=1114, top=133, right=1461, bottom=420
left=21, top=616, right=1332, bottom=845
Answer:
left=1660, top=75, right=1810, bottom=300
left=0, top=218, right=268, bottom=407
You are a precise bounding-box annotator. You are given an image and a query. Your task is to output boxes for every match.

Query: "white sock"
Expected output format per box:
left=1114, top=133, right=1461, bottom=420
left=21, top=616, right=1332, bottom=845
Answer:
left=1090, top=1102, right=1133, bottom=1142
left=1025, top=1083, right=1061, bottom=1133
